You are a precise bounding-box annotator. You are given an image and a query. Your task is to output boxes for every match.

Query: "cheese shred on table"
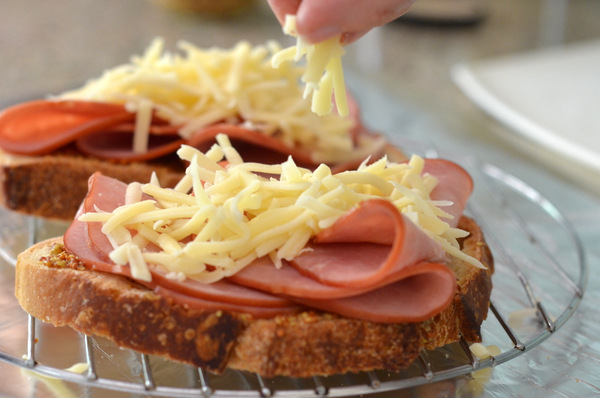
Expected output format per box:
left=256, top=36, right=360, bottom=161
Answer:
left=79, top=134, right=485, bottom=283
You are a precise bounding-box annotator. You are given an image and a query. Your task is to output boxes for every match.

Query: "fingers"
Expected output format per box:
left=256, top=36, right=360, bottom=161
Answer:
left=340, top=31, right=372, bottom=45
left=295, top=0, right=415, bottom=43
left=267, top=0, right=302, bottom=25
left=268, top=0, right=415, bottom=44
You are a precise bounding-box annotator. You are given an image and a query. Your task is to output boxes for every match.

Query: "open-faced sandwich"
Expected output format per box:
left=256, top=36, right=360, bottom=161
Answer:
left=15, top=134, right=493, bottom=377
left=0, top=35, right=402, bottom=220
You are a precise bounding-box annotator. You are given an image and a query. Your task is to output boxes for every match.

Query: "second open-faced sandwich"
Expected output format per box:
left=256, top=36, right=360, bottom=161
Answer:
left=0, top=36, right=404, bottom=220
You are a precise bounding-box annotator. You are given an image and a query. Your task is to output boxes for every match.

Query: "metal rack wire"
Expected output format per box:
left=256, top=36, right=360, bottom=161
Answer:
left=0, top=154, right=587, bottom=397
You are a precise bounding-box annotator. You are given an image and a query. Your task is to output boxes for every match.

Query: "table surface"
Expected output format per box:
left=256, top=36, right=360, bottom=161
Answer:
left=1, top=1, right=600, bottom=397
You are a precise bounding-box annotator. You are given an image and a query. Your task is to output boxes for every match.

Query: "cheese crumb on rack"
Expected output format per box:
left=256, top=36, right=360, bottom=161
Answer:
left=79, top=134, right=485, bottom=283
left=462, top=344, right=502, bottom=396
left=20, top=358, right=89, bottom=398
left=272, top=15, right=349, bottom=117
left=56, top=37, right=364, bottom=164
left=469, top=343, right=501, bottom=360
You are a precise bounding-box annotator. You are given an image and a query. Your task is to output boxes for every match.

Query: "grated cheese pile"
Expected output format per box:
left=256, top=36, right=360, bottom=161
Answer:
left=271, top=15, right=349, bottom=117
left=56, top=38, right=375, bottom=164
left=79, top=134, right=485, bottom=284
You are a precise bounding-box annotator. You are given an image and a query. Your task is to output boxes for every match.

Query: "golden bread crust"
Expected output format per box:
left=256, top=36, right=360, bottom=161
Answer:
left=447, top=217, right=494, bottom=343
left=0, top=148, right=184, bottom=220
left=229, top=314, right=422, bottom=377
left=14, top=238, right=244, bottom=373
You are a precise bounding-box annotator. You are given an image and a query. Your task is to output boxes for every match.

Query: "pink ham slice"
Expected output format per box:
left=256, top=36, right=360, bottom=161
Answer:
left=425, top=158, right=473, bottom=228
left=230, top=160, right=471, bottom=321
left=67, top=214, right=296, bottom=310
left=67, top=205, right=454, bottom=323
left=229, top=257, right=375, bottom=299
left=153, top=285, right=301, bottom=316
left=64, top=173, right=299, bottom=317
left=75, top=125, right=185, bottom=161
left=294, top=263, right=456, bottom=323
left=231, top=201, right=457, bottom=323
left=288, top=156, right=475, bottom=289
left=292, top=200, right=447, bottom=289
left=0, top=100, right=136, bottom=155
left=231, top=201, right=447, bottom=294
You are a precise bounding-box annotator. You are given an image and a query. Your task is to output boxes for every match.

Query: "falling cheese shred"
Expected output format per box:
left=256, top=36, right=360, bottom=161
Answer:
left=272, top=15, right=349, bottom=117
left=56, top=37, right=367, bottom=164
left=79, top=134, right=485, bottom=284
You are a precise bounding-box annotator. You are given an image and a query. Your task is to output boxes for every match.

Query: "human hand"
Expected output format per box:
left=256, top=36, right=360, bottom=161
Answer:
left=268, top=0, right=415, bottom=44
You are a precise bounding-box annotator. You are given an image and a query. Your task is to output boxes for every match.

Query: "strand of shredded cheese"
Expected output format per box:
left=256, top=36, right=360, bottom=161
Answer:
left=272, top=15, right=349, bottom=117
left=57, top=37, right=365, bottom=164
left=79, top=134, right=485, bottom=283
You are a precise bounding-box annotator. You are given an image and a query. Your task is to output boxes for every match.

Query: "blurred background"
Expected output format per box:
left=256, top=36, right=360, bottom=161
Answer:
left=1, top=1, right=600, bottom=397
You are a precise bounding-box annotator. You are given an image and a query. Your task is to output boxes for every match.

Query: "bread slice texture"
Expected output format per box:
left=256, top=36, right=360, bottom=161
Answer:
left=0, top=147, right=185, bottom=221
left=14, top=216, right=492, bottom=377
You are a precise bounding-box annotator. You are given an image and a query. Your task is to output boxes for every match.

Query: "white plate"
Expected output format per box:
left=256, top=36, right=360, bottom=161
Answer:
left=452, top=40, right=600, bottom=185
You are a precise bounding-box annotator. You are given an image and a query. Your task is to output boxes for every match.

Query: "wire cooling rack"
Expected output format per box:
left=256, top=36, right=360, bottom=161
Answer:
left=0, top=150, right=587, bottom=397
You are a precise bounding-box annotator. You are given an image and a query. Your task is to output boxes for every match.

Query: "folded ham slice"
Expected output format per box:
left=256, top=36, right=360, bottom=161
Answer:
left=230, top=200, right=456, bottom=323
left=294, top=264, right=456, bottom=323
left=425, top=158, right=473, bottom=228
left=0, top=100, right=136, bottom=155
left=75, top=129, right=185, bottom=161
left=292, top=200, right=447, bottom=288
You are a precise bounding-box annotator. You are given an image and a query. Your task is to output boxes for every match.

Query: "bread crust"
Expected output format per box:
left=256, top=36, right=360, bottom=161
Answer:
left=0, top=144, right=407, bottom=221
left=14, top=216, right=492, bottom=377
left=446, top=216, right=494, bottom=344
left=0, top=148, right=184, bottom=220
left=15, top=238, right=245, bottom=373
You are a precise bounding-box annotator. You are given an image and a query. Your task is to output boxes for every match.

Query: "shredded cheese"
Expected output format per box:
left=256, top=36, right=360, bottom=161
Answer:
left=20, top=359, right=89, bottom=398
left=56, top=37, right=366, bottom=164
left=79, top=134, right=485, bottom=284
left=64, top=362, right=90, bottom=374
left=131, top=98, right=153, bottom=154
left=460, top=344, right=502, bottom=396
left=469, top=343, right=501, bottom=360
left=272, top=15, right=349, bottom=117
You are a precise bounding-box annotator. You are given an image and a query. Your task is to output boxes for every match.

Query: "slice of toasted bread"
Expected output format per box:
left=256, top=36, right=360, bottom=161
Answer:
left=0, top=147, right=185, bottom=220
left=14, top=216, right=492, bottom=377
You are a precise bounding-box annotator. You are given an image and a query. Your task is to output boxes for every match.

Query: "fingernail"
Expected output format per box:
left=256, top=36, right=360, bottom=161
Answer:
left=339, top=32, right=353, bottom=45
left=304, top=26, right=341, bottom=43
